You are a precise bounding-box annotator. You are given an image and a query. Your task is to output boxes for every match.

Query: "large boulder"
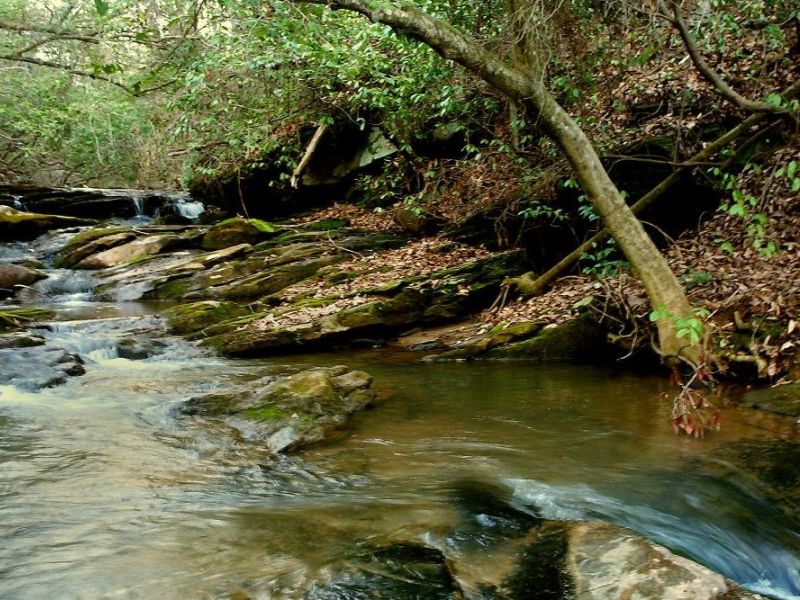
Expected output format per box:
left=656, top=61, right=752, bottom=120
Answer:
left=0, top=264, right=47, bottom=298
left=200, top=217, right=277, bottom=250
left=76, top=234, right=185, bottom=269
left=54, top=227, right=137, bottom=268
left=0, top=206, right=94, bottom=241
left=181, top=366, right=376, bottom=453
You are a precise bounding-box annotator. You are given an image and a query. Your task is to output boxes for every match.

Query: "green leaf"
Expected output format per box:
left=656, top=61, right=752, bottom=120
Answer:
left=788, top=161, right=797, bottom=179
left=765, top=92, right=783, bottom=107
left=94, top=0, right=110, bottom=16
left=728, top=203, right=746, bottom=217
left=572, top=295, right=595, bottom=309
left=793, top=178, right=800, bottom=193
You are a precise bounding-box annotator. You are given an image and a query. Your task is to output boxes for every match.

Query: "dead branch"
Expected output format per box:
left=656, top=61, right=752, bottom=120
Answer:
left=290, top=123, right=327, bottom=188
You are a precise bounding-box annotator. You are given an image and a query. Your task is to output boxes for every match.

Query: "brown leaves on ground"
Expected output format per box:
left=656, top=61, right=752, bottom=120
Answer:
left=290, top=203, right=401, bottom=233
left=250, top=236, right=491, bottom=333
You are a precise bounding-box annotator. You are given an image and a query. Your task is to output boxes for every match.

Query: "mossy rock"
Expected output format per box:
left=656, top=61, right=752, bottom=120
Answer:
left=182, top=366, right=376, bottom=453
left=483, top=314, right=608, bottom=362
left=201, top=217, right=277, bottom=250
left=0, top=307, right=55, bottom=331
left=162, top=300, right=250, bottom=334
left=0, top=206, right=95, bottom=241
left=55, top=227, right=135, bottom=267
left=744, top=383, right=800, bottom=417
left=434, top=321, right=544, bottom=360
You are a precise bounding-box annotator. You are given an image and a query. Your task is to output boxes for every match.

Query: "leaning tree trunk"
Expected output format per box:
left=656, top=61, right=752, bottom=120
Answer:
left=292, top=0, right=701, bottom=364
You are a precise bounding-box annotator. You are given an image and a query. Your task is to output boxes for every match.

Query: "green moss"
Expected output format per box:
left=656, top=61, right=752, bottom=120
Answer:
left=0, top=307, right=55, bottom=331
left=243, top=404, right=287, bottom=421
left=146, top=277, right=193, bottom=300
left=123, top=253, right=156, bottom=266
left=62, top=226, right=126, bottom=251
left=309, top=218, right=348, bottom=231
left=162, top=300, right=250, bottom=334
left=216, top=217, right=275, bottom=233
left=248, top=218, right=276, bottom=233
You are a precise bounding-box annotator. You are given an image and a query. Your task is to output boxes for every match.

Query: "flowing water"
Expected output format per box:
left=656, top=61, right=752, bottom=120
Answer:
left=2, top=228, right=800, bottom=599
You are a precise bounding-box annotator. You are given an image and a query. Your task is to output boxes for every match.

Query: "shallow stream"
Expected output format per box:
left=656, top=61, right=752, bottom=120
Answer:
left=2, top=230, right=800, bottom=599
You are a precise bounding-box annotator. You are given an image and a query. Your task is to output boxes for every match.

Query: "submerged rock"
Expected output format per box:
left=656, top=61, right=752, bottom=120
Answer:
left=181, top=366, right=377, bottom=453
left=0, top=264, right=47, bottom=298
left=0, top=331, right=46, bottom=349
left=712, top=438, right=800, bottom=525
left=302, top=479, right=762, bottom=600
left=0, top=206, right=94, bottom=241
left=0, top=345, right=84, bottom=390
left=0, top=307, right=55, bottom=332
left=306, top=543, right=459, bottom=600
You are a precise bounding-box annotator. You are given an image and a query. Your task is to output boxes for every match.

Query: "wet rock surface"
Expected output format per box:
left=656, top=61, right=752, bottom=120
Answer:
left=0, top=206, right=94, bottom=241
left=0, top=264, right=47, bottom=298
left=0, top=344, right=84, bottom=390
left=305, top=480, right=763, bottom=600
left=181, top=366, right=377, bottom=453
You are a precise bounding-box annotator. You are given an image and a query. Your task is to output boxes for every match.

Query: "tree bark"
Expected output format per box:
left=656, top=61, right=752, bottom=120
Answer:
left=291, top=0, right=700, bottom=363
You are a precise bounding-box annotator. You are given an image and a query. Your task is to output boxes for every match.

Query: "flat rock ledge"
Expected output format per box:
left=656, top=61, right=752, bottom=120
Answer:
left=180, top=366, right=376, bottom=453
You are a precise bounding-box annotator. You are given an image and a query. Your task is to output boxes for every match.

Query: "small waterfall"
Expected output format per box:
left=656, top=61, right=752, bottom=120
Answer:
left=12, top=195, right=27, bottom=211
left=131, top=195, right=145, bottom=217
left=173, top=198, right=205, bottom=220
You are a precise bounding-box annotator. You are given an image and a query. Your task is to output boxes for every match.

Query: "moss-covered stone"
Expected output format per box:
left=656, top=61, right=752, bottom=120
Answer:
left=55, top=227, right=135, bottom=268
left=744, top=383, right=800, bottom=417
left=162, top=300, right=250, bottom=334
left=0, top=307, right=55, bottom=331
left=201, top=217, right=277, bottom=250
left=181, top=366, right=377, bottom=453
left=242, top=404, right=287, bottom=421
left=483, top=314, right=608, bottom=361
left=433, top=321, right=544, bottom=360
left=0, top=206, right=95, bottom=241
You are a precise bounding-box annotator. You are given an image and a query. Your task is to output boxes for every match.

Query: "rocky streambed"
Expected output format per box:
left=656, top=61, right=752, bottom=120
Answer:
left=2, top=208, right=800, bottom=599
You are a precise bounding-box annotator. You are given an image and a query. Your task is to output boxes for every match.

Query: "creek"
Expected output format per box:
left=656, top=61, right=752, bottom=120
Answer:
left=1, top=227, right=800, bottom=599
